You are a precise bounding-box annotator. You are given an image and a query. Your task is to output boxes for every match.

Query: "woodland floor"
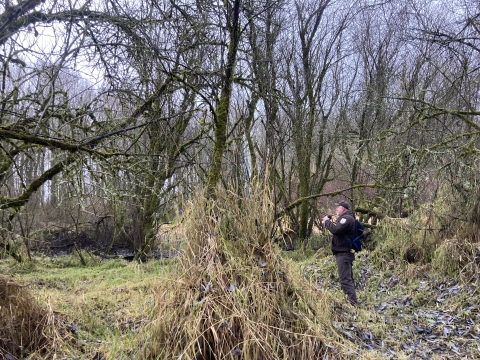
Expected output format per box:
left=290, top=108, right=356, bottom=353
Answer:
left=3, top=234, right=480, bottom=359
left=28, top=230, right=180, bottom=260
left=303, top=252, right=480, bottom=359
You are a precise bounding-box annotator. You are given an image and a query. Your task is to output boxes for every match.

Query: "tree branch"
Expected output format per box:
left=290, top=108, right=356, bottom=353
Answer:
left=0, top=153, right=77, bottom=210
left=282, top=183, right=378, bottom=213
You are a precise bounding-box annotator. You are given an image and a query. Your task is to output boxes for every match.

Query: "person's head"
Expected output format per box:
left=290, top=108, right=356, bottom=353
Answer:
left=334, top=200, right=350, bottom=216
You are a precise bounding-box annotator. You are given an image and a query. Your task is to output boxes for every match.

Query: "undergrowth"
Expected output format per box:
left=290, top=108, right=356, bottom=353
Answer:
left=0, top=275, right=68, bottom=359
left=370, top=186, right=480, bottom=282
left=2, top=184, right=480, bottom=358
left=141, top=188, right=357, bottom=359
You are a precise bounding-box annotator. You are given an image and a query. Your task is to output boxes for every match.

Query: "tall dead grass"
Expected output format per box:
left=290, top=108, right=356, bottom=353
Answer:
left=0, top=275, right=68, bottom=359
left=432, top=235, right=480, bottom=279
left=141, top=187, right=353, bottom=359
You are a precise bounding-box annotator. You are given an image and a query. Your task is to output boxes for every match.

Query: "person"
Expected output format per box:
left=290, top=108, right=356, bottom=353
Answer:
left=322, top=200, right=358, bottom=306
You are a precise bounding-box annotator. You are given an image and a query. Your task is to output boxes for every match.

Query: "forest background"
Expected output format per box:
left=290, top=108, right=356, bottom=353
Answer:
left=1, top=0, right=480, bottom=359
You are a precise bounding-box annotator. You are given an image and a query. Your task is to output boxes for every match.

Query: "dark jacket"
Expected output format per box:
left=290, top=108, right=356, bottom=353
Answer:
left=324, top=210, right=355, bottom=254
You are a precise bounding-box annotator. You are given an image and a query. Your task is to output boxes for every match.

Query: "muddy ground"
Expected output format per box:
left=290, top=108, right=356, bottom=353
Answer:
left=28, top=230, right=179, bottom=260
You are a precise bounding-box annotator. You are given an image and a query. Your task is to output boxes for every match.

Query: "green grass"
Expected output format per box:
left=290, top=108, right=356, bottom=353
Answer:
left=0, top=255, right=176, bottom=359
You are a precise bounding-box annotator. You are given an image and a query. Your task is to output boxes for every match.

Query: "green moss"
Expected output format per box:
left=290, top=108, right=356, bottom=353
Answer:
left=431, top=239, right=463, bottom=277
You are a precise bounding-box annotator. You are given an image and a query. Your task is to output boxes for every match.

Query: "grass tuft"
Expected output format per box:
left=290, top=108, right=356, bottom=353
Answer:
left=141, top=188, right=355, bottom=359
left=0, top=275, right=69, bottom=359
left=432, top=236, right=480, bottom=279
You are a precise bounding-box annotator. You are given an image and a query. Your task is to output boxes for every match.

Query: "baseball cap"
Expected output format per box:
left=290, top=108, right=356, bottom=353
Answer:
left=334, top=200, right=350, bottom=210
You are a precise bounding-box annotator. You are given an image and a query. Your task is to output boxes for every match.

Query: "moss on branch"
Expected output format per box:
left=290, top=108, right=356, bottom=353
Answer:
left=0, top=154, right=77, bottom=210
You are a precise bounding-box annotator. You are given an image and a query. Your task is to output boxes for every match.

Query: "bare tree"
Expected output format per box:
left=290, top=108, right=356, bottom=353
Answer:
left=274, top=0, right=355, bottom=242
left=0, top=0, right=207, bottom=256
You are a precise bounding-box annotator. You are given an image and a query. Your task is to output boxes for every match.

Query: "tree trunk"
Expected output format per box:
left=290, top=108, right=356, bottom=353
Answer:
left=205, top=0, right=242, bottom=196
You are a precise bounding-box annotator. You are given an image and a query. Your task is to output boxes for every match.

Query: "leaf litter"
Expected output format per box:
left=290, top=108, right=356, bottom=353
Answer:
left=304, top=252, right=480, bottom=359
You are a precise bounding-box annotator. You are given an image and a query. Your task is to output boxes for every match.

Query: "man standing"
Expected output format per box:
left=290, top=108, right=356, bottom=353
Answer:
left=322, top=200, right=358, bottom=306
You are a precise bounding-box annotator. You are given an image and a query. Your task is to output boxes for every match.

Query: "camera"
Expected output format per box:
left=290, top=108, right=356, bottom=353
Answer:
left=327, top=215, right=332, bottom=219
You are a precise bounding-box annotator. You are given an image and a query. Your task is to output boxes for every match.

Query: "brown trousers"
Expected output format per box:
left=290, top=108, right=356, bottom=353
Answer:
left=335, top=252, right=358, bottom=305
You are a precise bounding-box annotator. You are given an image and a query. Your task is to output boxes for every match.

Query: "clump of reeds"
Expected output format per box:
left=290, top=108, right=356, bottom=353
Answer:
left=428, top=184, right=480, bottom=279
left=141, top=187, right=352, bottom=359
left=0, top=275, right=67, bottom=359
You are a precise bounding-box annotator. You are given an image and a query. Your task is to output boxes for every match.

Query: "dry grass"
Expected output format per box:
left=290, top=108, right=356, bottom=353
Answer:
left=4, top=183, right=479, bottom=359
left=141, top=188, right=355, bottom=359
left=370, top=216, right=425, bottom=271
left=0, top=275, right=68, bottom=359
